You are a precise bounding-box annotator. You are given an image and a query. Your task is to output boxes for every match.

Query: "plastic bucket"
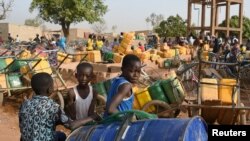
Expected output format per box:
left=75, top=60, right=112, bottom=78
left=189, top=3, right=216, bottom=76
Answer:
left=148, top=81, right=169, bottom=103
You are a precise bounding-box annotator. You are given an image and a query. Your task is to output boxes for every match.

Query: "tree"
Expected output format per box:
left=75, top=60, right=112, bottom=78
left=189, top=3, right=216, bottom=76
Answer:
left=111, top=25, right=117, bottom=33
left=219, top=15, right=250, bottom=39
left=189, top=23, right=198, bottom=37
left=24, top=17, right=43, bottom=27
left=145, top=13, right=164, bottom=28
left=154, top=14, right=187, bottom=38
left=0, top=0, right=14, bottom=20
left=30, top=0, right=108, bottom=39
left=91, top=19, right=107, bottom=34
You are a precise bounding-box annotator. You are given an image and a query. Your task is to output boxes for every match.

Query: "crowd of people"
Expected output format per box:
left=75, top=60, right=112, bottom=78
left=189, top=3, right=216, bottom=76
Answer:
left=161, top=33, right=250, bottom=64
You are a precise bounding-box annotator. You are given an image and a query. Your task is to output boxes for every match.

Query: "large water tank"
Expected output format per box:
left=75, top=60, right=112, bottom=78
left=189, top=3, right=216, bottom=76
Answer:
left=66, top=116, right=207, bottom=141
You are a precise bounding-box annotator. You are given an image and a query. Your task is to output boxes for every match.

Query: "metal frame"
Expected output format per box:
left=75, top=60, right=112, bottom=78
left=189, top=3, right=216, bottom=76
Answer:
left=0, top=57, right=41, bottom=103
left=181, top=54, right=250, bottom=124
left=187, top=0, right=244, bottom=43
left=0, top=49, right=88, bottom=106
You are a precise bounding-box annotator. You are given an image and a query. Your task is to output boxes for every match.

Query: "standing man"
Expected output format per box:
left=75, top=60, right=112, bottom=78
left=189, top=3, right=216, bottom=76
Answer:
left=8, top=33, right=14, bottom=43
left=34, top=34, right=41, bottom=43
left=16, top=35, right=20, bottom=44
left=58, top=35, right=66, bottom=52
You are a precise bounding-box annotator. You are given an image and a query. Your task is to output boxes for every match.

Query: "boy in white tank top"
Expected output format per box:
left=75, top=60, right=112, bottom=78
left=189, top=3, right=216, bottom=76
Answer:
left=65, top=62, right=98, bottom=121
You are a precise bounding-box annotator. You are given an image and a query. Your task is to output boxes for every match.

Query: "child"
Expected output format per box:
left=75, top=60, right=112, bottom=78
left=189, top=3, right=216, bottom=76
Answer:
left=104, top=54, right=142, bottom=117
left=96, top=36, right=104, bottom=50
left=87, top=34, right=94, bottom=51
left=138, top=42, right=145, bottom=52
left=48, top=42, right=58, bottom=67
left=65, top=62, right=98, bottom=120
left=19, top=73, right=97, bottom=141
left=58, top=35, right=66, bottom=52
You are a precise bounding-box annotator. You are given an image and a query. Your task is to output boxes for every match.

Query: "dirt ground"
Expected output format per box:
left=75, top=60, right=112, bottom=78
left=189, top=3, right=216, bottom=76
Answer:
left=0, top=102, right=20, bottom=141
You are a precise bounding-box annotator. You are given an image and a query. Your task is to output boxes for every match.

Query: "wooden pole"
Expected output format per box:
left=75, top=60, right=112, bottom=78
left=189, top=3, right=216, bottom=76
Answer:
left=226, top=1, right=231, bottom=37
left=211, top=0, right=216, bottom=36
left=239, top=2, right=243, bottom=44
left=187, top=0, right=192, bottom=35
left=201, top=0, right=206, bottom=33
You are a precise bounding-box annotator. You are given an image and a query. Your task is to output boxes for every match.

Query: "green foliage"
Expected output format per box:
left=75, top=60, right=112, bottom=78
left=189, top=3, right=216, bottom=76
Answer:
left=154, top=14, right=187, bottom=38
left=219, top=15, right=250, bottom=39
left=24, top=17, right=43, bottom=27
left=30, top=0, right=108, bottom=37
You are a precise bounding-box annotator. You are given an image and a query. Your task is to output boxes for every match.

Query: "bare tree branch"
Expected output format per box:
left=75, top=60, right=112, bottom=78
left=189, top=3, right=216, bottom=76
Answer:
left=0, top=0, right=14, bottom=20
left=145, top=13, right=164, bottom=28
left=91, top=19, right=107, bottom=34
left=111, top=25, right=117, bottom=33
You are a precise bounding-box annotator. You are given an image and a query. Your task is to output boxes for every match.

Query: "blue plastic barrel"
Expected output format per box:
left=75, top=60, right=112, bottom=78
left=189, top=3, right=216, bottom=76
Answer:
left=66, top=116, right=207, bottom=141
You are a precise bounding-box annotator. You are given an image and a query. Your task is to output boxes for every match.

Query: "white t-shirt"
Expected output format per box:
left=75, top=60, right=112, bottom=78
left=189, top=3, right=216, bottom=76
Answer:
left=74, top=86, right=93, bottom=120
left=16, top=37, right=20, bottom=43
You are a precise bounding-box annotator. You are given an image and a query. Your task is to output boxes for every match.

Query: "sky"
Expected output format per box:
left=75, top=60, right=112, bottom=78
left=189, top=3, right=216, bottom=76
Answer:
left=2, top=0, right=250, bottom=33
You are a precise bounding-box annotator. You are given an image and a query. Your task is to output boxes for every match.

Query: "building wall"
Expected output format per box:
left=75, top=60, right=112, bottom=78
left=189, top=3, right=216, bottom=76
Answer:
left=133, top=30, right=152, bottom=36
left=0, top=23, right=9, bottom=41
left=0, top=23, right=92, bottom=42
left=0, top=23, right=43, bottom=42
left=68, top=29, right=78, bottom=41
left=9, top=24, right=42, bottom=41
left=68, top=28, right=91, bottom=41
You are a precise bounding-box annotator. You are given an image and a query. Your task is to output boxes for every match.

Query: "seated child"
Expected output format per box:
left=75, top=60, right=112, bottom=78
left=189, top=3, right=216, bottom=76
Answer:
left=19, top=73, right=98, bottom=141
left=66, top=62, right=98, bottom=120
left=104, top=54, right=142, bottom=117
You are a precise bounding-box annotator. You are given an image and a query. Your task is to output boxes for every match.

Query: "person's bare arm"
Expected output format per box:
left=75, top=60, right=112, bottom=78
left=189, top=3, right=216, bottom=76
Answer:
left=107, top=83, right=132, bottom=115
left=59, top=108, right=97, bottom=131
left=68, top=115, right=96, bottom=130
left=65, top=89, right=76, bottom=120
left=88, top=89, right=97, bottom=116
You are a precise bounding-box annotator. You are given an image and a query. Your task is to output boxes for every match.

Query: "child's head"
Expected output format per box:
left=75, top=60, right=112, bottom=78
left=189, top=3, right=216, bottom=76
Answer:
left=75, top=62, right=94, bottom=86
left=131, top=45, right=135, bottom=50
left=88, top=34, right=93, bottom=39
left=98, top=36, right=102, bottom=40
left=121, top=54, right=142, bottom=83
left=31, top=73, right=53, bottom=96
left=231, top=46, right=238, bottom=56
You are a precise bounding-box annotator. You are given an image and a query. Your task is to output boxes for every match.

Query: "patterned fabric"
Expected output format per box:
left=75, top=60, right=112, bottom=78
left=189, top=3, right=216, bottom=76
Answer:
left=19, top=95, right=70, bottom=141
left=48, top=50, right=58, bottom=67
